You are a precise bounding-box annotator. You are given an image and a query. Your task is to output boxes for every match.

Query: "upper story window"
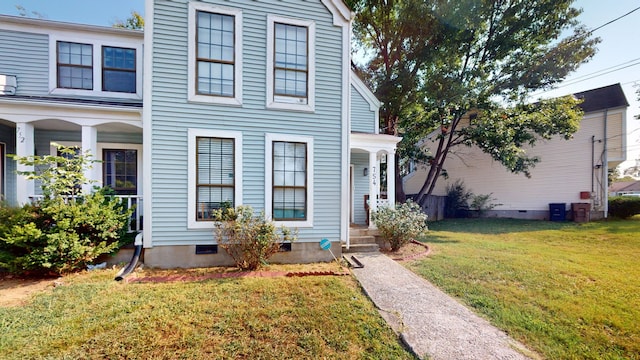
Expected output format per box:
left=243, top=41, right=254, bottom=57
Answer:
left=102, top=46, right=136, bottom=93
left=267, top=15, right=315, bottom=112
left=49, top=35, right=142, bottom=99
left=274, top=23, right=307, bottom=98
left=197, top=11, right=234, bottom=97
left=57, top=41, right=93, bottom=90
left=188, top=3, right=243, bottom=106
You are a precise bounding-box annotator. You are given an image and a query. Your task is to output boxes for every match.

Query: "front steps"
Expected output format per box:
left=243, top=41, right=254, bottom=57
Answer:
left=343, top=227, right=380, bottom=253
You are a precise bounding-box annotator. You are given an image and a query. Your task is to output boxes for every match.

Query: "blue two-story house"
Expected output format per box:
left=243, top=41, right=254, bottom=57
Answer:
left=0, top=0, right=400, bottom=268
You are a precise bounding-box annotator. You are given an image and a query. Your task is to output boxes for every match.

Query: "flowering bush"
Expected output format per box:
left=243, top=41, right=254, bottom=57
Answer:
left=212, top=206, right=296, bottom=270
left=372, top=200, right=428, bottom=251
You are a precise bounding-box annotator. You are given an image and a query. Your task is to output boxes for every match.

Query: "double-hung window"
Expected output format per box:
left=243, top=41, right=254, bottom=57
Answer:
left=103, top=149, right=138, bottom=195
left=188, top=3, right=243, bottom=105
left=57, top=41, right=93, bottom=90
left=265, top=134, right=314, bottom=227
left=267, top=16, right=315, bottom=112
left=102, top=46, right=136, bottom=93
left=188, top=129, right=243, bottom=229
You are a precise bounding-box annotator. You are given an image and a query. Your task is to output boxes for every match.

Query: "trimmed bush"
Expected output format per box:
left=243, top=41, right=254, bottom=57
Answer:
left=0, top=145, right=132, bottom=275
left=608, top=196, right=640, bottom=219
left=372, top=200, right=428, bottom=251
left=212, top=206, right=296, bottom=270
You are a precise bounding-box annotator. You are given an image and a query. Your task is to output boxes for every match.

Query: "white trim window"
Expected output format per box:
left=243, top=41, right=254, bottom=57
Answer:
left=266, top=15, right=315, bottom=112
left=265, top=133, right=314, bottom=228
left=188, top=3, right=243, bottom=106
left=57, top=41, right=93, bottom=90
left=49, top=35, right=143, bottom=99
left=188, top=129, right=243, bottom=229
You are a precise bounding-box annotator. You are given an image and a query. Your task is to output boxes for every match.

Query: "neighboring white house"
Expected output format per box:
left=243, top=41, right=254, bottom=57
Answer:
left=0, top=0, right=400, bottom=268
left=403, top=84, right=629, bottom=220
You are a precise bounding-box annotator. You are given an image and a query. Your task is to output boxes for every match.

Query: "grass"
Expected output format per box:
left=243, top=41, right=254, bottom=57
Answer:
left=411, top=217, right=640, bottom=360
left=0, top=264, right=416, bottom=359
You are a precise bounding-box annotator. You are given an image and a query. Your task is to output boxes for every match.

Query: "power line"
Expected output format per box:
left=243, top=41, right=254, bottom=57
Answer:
left=588, top=6, right=640, bottom=34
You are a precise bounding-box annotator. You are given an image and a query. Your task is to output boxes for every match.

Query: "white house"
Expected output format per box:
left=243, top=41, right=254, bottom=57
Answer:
left=403, top=84, right=629, bottom=220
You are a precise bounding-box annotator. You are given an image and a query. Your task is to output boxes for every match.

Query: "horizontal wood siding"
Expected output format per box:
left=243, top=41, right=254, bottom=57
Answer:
left=606, top=111, right=624, bottom=161
left=351, top=153, right=369, bottom=225
left=151, top=0, right=344, bottom=246
left=350, top=84, right=376, bottom=133
left=0, top=29, right=49, bottom=95
left=404, top=109, right=618, bottom=212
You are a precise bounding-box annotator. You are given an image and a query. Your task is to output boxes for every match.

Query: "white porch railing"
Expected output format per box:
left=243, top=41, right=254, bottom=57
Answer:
left=376, top=198, right=390, bottom=208
left=29, top=194, right=143, bottom=233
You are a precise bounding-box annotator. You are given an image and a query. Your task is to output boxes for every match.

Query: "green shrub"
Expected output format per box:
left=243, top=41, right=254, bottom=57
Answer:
left=371, top=200, right=428, bottom=251
left=0, top=145, right=133, bottom=275
left=445, top=179, right=472, bottom=218
left=470, top=193, right=501, bottom=217
left=212, top=206, right=296, bottom=270
left=608, top=196, right=640, bottom=219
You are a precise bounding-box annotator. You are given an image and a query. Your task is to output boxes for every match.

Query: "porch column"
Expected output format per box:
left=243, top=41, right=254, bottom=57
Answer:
left=386, top=149, right=396, bottom=206
left=15, top=122, right=35, bottom=204
left=81, top=125, right=99, bottom=194
left=368, top=151, right=377, bottom=228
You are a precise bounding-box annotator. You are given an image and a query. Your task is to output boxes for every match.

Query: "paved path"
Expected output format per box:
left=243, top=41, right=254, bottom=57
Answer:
left=350, top=252, right=537, bottom=360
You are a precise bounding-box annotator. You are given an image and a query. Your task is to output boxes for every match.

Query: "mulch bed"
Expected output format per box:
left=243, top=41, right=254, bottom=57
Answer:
left=127, top=268, right=351, bottom=283
left=381, top=240, right=431, bottom=261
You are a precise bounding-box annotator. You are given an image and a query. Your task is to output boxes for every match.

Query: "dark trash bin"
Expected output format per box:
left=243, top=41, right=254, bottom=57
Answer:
left=571, top=203, right=590, bottom=223
left=549, top=203, right=566, bottom=221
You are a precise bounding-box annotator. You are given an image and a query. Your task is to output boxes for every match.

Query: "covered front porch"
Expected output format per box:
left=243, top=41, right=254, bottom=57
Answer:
left=0, top=98, right=143, bottom=231
left=350, top=132, right=402, bottom=228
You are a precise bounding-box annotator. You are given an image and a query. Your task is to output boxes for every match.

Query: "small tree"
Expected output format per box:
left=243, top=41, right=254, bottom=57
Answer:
left=0, top=145, right=132, bottom=275
left=372, top=200, right=428, bottom=251
left=112, top=11, right=144, bottom=30
left=213, top=206, right=296, bottom=270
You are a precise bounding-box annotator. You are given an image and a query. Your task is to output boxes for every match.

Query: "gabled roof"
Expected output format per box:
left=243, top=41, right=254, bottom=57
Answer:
left=609, top=180, right=640, bottom=192
left=574, top=83, right=629, bottom=113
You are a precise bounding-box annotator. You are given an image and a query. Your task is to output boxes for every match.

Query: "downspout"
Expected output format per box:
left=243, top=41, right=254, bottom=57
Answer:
left=114, top=232, right=143, bottom=281
left=603, top=109, right=608, bottom=218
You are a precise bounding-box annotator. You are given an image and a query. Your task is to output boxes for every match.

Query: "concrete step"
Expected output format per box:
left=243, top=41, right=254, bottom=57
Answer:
left=342, top=243, right=380, bottom=253
left=349, top=235, right=376, bottom=245
left=349, top=228, right=380, bottom=237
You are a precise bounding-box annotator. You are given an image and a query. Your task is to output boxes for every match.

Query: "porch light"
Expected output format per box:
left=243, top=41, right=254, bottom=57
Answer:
left=363, top=167, right=368, bottom=176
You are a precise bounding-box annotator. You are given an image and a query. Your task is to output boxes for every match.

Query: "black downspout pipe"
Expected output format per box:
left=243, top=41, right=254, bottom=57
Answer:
left=115, top=232, right=143, bottom=281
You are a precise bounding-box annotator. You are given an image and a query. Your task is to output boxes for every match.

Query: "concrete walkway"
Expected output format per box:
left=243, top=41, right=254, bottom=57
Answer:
left=350, top=252, right=537, bottom=360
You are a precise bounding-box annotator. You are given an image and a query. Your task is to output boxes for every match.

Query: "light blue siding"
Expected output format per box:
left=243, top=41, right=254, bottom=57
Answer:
left=0, top=123, right=16, bottom=205
left=0, top=29, right=49, bottom=95
left=351, top=84, right=376, bottom=133
left=150, top=0, right=345, bottom=246
left=352, top=153, right=369, bottom=225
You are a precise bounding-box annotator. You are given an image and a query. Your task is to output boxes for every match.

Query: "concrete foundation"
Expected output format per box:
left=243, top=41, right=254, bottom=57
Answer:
left=140, top=241, right=341, bottom=269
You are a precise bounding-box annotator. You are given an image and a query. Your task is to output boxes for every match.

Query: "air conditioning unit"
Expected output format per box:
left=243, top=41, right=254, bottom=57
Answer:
left=0, top=74, right=17, bottom=95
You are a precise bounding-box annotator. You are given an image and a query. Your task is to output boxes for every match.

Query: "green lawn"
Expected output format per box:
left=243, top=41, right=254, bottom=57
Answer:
left=410, top=217, right=640, bottom=360
left=0, top=266, right=416, bottom=360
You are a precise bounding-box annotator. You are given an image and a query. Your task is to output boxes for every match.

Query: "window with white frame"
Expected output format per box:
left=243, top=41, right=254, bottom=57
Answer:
left=188, top=3, right=243, bottom=105
left=266, top=15, right=315, bottom=112
left=188, top=129, right=243, bottom=229
left=50, top=35, right=142, bottom=99
left=57, top=41, right=93, bottom=90
left=265, top=133, right=313, bottom=227
left=102, top=46, right=136, bottom=93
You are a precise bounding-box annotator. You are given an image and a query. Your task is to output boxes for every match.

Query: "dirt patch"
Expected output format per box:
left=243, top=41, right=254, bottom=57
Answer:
left=0, top=274, right=61, bottom=307
left=381, top=240, right=431, bottom=261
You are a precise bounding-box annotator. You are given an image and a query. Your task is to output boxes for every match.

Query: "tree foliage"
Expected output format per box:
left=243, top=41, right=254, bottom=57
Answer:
left=351, top=0, right=599, bottom=205
left=113, top=10, right=144, bottom=30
